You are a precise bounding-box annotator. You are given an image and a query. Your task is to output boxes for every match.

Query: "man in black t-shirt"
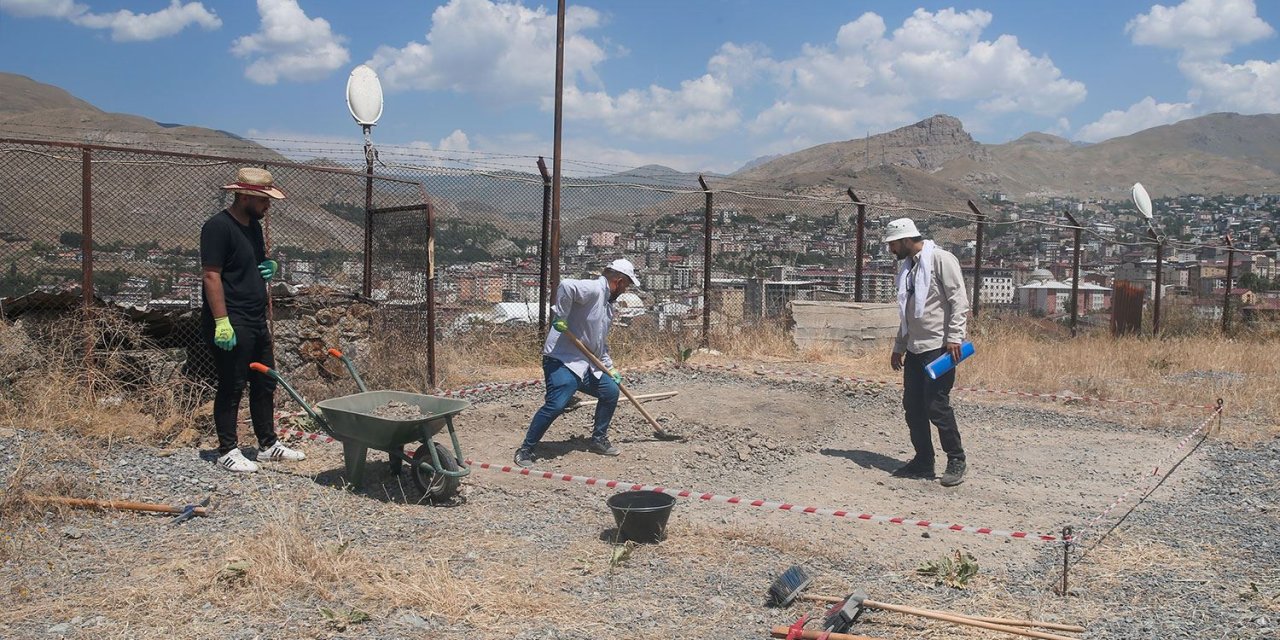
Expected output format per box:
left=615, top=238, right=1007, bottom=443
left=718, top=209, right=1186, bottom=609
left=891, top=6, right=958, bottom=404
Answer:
left=201, top=167, right=305, bottom=473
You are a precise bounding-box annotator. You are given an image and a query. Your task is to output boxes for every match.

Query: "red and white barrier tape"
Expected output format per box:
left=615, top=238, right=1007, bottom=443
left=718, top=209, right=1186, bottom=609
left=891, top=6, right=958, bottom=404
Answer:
left=464, top=459, right=1067, bottom=543
left=1076, top=400, right=1224, bottom=543
left=685, top=362, right=1219, bottom=411
left=264, top=418, right=1066, bottom=542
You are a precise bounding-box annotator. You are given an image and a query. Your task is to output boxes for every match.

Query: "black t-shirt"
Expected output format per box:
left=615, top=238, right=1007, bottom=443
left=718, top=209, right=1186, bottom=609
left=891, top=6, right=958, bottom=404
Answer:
left=200, top=209, right=267, bottom=327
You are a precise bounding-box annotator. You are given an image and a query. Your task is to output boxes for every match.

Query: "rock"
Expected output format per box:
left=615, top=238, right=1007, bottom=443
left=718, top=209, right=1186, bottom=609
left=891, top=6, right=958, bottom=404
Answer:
left=47, top=623, right=71, bottom=635
left=397, top=612, right=432, bottom=630
left=735, top=445, right=751, bottom=462
left=316, top=307, right=343, bottom=326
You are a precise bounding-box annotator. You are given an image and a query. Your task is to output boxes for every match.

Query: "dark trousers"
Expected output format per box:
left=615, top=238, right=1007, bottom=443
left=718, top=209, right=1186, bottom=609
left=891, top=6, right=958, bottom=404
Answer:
left=902, top=348, right=965, bottom=462
left=521, top=356, right=620, bottom=450
left=210, top=322, right=278, bottom=455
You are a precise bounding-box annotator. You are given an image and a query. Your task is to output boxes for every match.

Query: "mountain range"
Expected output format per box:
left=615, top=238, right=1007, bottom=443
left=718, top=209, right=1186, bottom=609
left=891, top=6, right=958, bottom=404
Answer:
left=4, top=71, right=1280, bottom=220
left=735, top=112, right=1280, bottom=207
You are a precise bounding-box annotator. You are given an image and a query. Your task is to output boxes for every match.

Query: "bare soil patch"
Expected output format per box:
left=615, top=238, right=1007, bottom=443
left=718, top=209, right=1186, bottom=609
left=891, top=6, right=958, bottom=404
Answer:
left=1, top=367, right=1276, bottom=639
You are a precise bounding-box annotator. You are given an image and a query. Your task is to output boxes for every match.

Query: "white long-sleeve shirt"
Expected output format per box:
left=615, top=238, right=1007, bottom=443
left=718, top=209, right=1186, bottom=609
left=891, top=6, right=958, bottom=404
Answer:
left=893, top=246, right=969, bottom=354
left=543, top=276, right=616, bottom=380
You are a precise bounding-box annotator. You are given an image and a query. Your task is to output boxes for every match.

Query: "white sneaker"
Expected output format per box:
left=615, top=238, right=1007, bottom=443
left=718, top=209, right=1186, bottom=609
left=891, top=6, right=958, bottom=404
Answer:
left=260, top=441, right=306, bottom=462
left=218, top=449, right=259, bottom=473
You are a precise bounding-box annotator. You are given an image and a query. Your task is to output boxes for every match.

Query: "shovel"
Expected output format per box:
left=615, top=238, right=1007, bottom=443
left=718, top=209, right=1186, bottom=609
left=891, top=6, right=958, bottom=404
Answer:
left=31, top=496, right=213, bottom=522
left=559, top=328, right=684, bottom=441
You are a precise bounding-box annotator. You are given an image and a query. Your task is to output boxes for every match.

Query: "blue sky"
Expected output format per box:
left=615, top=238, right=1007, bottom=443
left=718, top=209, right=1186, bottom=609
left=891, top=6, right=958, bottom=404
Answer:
left=1, top=0, right=1278, bottom=174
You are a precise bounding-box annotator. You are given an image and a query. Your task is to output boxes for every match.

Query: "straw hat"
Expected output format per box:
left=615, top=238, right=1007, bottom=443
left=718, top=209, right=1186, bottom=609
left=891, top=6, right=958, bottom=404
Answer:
left=221, top=167, right=286, bottom=199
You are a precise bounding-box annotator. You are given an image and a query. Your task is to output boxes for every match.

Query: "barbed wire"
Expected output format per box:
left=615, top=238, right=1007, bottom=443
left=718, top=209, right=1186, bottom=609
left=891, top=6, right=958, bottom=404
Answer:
left=2, top=135, right=1275, bottom=260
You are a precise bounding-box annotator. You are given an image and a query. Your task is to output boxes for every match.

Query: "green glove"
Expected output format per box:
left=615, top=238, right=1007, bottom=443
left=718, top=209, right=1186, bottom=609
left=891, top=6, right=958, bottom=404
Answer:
left=608, top=367, right=622, bottom=385
left=258, top=259, right=278, bottom=281
left=213, top=316, right=237, bottom=351
left=552, top=317, right=568, bottom=333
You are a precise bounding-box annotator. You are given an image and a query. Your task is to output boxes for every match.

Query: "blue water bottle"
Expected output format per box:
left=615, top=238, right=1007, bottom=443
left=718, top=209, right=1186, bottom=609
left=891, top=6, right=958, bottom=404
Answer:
left=925, top=341, right=975, bottom=379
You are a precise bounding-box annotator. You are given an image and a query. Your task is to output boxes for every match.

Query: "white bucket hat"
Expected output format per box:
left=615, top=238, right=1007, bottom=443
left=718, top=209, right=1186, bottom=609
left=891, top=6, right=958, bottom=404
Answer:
left=605, top=258, right=641, bottom=288
left=221, top=167, right=286, bottom=200
left=883, top=218, right=920, bottom=243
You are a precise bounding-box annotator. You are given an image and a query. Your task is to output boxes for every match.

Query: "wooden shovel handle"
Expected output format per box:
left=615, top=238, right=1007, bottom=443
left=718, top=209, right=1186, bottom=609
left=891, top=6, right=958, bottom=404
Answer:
left=769, top=626, right=885, bottom=640
left=559, top=328, right=670, bottom=437
left=863, top=598, right=1080, bottom=640
left=797, top=594, right=1084, bottom=633
left=31, top=496, right=209, bottom=517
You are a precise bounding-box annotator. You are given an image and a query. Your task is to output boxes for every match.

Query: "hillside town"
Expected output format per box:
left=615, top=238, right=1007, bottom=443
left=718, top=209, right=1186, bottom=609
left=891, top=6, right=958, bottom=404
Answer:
left=431, top=190, right=1280, bottom=331
left=11, top=190, right=1276, bottom=331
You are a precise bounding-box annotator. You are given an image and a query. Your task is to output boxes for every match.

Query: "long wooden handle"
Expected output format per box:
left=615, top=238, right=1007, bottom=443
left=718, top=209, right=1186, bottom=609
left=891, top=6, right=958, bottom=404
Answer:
left=863, top=599, right=1080, bottom=640
left=31, top=496, right=209, bottom=517
left=560, top=329, right=669, bottom=436
left=798, top=594, right=1084, bottom=633
left=769, top=626, right=885, bottom=640
left=576, top=391, right=678, bottom=408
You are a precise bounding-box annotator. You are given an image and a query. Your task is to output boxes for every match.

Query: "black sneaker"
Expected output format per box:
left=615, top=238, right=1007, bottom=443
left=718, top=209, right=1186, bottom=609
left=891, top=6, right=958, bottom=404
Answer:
left=589, top=437, right=620, bottom=456
left=891, top=457, right=936, bottom=478
left=514, top=447, right=534, bottom=468
left=940, top=458, right=967, bottom=487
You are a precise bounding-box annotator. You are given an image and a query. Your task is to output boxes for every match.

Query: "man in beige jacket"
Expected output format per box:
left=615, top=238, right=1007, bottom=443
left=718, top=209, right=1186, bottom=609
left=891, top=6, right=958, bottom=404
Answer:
left=885, top=218, right=969, bottom=487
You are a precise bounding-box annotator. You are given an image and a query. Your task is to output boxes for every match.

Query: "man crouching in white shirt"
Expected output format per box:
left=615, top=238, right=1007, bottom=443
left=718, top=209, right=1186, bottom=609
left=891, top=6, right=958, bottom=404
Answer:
left=514, top=259, right=641, bottom=468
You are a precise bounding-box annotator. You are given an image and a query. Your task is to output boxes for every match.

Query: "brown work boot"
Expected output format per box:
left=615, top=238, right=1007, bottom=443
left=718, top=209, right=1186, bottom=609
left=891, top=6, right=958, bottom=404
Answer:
left=940, top=458, right=967, bottom=487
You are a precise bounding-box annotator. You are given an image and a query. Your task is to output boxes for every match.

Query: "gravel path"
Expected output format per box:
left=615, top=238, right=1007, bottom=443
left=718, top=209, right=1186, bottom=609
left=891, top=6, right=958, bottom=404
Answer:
left=1, top=367, right=1276, bottom=639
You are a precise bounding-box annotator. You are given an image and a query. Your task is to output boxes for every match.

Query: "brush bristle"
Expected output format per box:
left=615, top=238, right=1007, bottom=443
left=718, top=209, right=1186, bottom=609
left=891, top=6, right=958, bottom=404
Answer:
left=767, top=565, right=813, bottom=607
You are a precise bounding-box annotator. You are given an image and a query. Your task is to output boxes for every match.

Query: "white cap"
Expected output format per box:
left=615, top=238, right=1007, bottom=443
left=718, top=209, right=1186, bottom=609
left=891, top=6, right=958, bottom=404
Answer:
left=605, top=258, right=641, bottom=287
left=883, top=218, right=921, bottom=243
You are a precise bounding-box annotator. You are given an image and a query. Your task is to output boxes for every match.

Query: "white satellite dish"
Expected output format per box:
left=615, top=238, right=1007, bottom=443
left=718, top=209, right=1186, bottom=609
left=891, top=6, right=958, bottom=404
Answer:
left=346, top=64, right=383, bottom=127
left=1131, top=182, right=1153, bottom=220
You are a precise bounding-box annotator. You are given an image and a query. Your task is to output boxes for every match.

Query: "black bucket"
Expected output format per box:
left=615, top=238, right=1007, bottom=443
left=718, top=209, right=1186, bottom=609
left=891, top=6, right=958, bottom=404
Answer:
left=607, top=490, right=676, bottom=544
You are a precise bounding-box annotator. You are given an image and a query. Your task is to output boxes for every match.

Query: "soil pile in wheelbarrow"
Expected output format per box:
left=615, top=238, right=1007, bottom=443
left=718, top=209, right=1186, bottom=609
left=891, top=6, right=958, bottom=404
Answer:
left=372, top=400, right=428, bottom=420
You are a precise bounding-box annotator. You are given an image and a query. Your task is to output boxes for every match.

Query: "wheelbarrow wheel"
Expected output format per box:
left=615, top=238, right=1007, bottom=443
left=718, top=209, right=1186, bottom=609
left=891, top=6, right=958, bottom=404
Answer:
left=411, top=442, right=461, bottom=502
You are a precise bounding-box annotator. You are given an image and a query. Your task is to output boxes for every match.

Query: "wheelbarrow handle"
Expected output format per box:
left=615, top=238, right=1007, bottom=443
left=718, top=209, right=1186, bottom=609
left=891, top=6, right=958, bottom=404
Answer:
left=249, top=361, right=326, bottom=428
left=325, top=348, right=368, bottom=392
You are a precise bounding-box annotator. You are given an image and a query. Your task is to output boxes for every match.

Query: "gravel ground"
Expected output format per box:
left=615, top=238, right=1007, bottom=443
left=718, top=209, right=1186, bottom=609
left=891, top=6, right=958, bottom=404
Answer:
left=1, top=366, right=1276, bottom=639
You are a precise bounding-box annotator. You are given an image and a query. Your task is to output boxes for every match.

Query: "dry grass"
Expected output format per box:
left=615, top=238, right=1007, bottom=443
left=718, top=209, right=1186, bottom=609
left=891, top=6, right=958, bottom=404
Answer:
left=669, top=315, right=1280, bottom=441
left=0, top=311, right=211, bottom=446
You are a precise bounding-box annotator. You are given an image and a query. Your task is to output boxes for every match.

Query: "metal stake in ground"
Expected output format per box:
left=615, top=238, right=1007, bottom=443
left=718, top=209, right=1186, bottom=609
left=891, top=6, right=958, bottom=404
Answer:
left=558, top=327, right=684, bottom=441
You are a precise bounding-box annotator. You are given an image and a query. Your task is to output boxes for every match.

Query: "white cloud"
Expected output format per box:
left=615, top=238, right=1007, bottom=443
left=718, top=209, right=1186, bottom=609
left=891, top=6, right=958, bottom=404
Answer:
left=368, top=0, right=605, bottom=103
left=561, top=74, right=741, bottom=142
left=1076, top=97, right=1196, bottom=142
left=1084, top=0, right=1280, bottom=139
left=1181, top=58, right=1280, bottom=113
left=436, top=129, right=472, bottom=152
left=232, top=0, right=349, bottom=85
left=0, top=0, right=83, bottom=18
left=1126, top=0, right=1273, bottom=59
left=0, top=0, right=220, bottom=41
left=738, top=8, right=1086, bottom=145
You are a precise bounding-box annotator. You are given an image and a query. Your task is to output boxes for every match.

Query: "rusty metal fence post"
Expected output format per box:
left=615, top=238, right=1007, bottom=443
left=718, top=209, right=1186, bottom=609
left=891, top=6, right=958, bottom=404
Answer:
left=537, top=157, right=552, bottom=333
left=1065, top=211, right=1082, bottom=336
left=80, top=147, right=93, bottom=308
left=848, top=189, right=865, bottom=302
left=701, top=174, right=711, bottom=345
left=966, top=200, right=985, bottom=317
left=1223, top=233, right=1235, bottom=334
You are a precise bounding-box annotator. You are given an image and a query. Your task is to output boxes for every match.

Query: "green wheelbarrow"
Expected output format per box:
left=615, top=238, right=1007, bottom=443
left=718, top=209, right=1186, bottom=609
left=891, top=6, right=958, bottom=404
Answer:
left=250, top=348, right=471, bottom=502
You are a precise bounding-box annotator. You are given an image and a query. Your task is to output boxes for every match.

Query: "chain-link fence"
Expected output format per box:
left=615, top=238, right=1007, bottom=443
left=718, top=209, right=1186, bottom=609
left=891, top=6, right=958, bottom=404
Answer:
left=14, top=137, right=1217, bottom=399
left=0, top=138, right=428, bottom=397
